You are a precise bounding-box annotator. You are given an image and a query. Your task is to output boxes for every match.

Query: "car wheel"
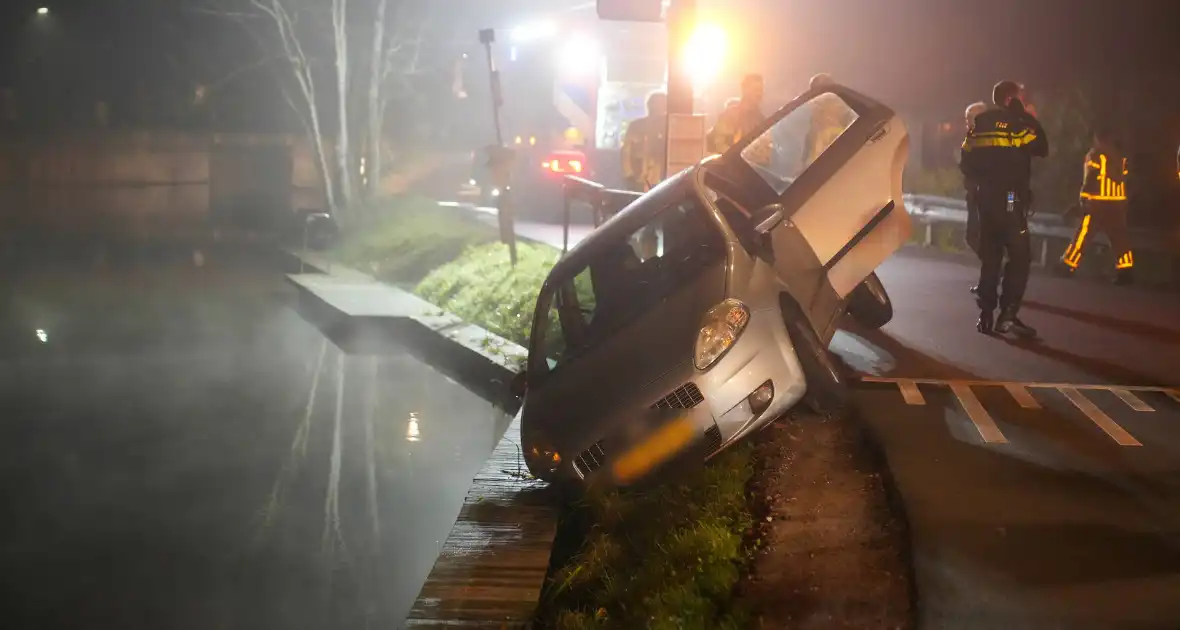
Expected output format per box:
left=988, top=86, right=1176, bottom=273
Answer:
left=847, top=272, right=893, bottom=330
left=780, top=293, right=850, bottom=415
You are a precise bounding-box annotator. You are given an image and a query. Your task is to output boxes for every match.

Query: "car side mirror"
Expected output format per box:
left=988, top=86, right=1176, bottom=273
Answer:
left=752, top=203, right=785, bottom=234
left=509, top=371, right=528, bottom=398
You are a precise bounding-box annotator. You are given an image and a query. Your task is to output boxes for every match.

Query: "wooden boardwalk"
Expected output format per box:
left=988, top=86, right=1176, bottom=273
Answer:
left=404, top=414, right=558, bottom=629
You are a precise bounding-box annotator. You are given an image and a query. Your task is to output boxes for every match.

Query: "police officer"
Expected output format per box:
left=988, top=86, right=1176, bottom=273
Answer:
left=707, top=73, right=766, bottom=154
left=1059, top=126, right=1134, bottom=285
left=621, top=91, right=667, bottom=192
left=960, top=80, right=1048, bottom=336
left=964, top=101, right=989, bottom=294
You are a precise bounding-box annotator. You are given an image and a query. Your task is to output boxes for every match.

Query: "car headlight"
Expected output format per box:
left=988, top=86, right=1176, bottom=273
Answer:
left=693, top=299, right=750, bottom=370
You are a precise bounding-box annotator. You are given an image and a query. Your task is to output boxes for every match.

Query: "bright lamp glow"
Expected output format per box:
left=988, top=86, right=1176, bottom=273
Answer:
left=559, top=35, right=601, bottom=76
left=684, top=23, right=727, bottom=90
left=37, top=7, right=50, bottom=15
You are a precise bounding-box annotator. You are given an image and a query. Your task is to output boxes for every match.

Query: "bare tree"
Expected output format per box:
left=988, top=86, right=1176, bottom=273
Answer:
left=364, top=0, right=389, bottom=200
left=331, top=0, right=355, bottom=209
left=364, top=0, right=428, bottom=200
left=246, top=0, right=339, bottom=216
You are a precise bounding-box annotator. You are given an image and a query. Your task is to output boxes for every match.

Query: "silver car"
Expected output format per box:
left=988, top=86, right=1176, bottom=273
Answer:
left=513, top=83, right=913, bottom=487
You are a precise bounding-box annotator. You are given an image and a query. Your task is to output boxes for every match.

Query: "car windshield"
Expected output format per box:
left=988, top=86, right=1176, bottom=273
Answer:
left=531, top=192, right=726, bottom=374
left=707, top=91, right=861, bottom=211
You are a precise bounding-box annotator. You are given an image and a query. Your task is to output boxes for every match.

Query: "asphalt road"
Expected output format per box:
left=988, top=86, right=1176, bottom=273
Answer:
left=500, top=212, right=1180, bottom=629
left=0, top=245, right=510, bottom=630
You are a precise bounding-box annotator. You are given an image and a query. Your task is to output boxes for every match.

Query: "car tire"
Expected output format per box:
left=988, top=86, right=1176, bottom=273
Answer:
left=847, top=272, right=893, bottom=330
left=780, top=292, right=850, bottom=415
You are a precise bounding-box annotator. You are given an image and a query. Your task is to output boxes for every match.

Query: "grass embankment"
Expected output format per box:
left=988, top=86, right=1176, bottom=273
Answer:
left=331, top=197, right=758, bottom=629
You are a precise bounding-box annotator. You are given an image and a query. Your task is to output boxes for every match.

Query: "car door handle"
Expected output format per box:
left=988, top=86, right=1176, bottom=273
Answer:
left=868, top=123, right=889, bottom=144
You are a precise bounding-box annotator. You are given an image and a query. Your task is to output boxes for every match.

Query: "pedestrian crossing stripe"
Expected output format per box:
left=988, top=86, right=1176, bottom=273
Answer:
left=858, top=376, right=1180, bottom=446
left=859, top=376, right=1179, bottom=394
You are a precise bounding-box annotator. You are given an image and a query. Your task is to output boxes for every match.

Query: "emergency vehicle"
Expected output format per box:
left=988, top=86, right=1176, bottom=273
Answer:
left=466, top=10, right=731, bottom=216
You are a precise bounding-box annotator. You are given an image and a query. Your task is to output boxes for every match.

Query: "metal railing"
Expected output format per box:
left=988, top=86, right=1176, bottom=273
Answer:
left=903, top=194, right=1175, bottom=267
left=560, top=175, right=642, bottom=253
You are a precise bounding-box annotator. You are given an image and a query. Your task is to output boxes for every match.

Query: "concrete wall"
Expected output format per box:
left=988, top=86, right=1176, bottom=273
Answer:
left=0, top=131, right=326, bottom=239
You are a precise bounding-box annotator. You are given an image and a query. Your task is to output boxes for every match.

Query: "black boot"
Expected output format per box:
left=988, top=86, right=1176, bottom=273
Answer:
left=977, top=309, right=994, bottom=334
left=996, top=308, right=1037, bottom=338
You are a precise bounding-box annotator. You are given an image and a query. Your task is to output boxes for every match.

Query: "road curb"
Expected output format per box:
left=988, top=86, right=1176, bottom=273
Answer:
left=279, top=246, right=526, bottom=412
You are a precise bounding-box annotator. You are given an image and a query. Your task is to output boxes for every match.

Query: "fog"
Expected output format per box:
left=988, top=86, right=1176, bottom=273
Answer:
left=0, top=246, right=510, bottom=629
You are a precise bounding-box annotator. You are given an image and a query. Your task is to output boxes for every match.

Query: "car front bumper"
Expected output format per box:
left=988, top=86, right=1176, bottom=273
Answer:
left=549, top=308, right=808, bottom=488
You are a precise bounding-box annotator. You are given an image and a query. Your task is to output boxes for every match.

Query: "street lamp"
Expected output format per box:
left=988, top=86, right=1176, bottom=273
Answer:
left=37, top=7, right=49, bottom=15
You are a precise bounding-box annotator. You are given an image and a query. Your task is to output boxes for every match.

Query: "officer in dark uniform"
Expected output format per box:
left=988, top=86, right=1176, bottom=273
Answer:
left=960, top=80, right=1049, bottom=336
left=1059, top=126, right=1133, bottom=284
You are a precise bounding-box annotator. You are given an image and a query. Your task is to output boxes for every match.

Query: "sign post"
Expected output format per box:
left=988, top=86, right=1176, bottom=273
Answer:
left=478, top=28, right=517, bottom=266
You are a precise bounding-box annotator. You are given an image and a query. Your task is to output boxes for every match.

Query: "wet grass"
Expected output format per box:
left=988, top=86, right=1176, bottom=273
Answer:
left=330, top=195, right=500, bottom=285
left=332, top=204, right=758, bottom=628
left=539, top=444, right=757, bottom=630
left=415, top=242, right=558, bottom=346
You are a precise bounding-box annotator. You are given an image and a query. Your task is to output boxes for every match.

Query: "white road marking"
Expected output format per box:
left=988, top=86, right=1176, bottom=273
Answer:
left=1004, top=383, right=1042, bottom=409
left=898, top=379, right=926, bottom=405
left=1059, top=387, right=1142, bottom=447
left=860, top=376, right=1174, bottom=393
left=1112, top=389, right=1154, bottom=412
left=950, top=383, right=1008, bottom=443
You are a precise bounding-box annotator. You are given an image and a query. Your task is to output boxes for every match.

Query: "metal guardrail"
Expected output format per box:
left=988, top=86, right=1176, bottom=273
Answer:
left=902, top=194, right=1175, bottom=267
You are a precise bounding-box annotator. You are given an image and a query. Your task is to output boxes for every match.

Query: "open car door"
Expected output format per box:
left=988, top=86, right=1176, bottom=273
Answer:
left=708, top=84, right=911, bottom=339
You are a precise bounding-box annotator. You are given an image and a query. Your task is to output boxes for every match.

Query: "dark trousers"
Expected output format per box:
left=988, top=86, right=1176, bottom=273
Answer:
left=965, top=189, right=981, bottom=257
left=976, top=189, right=1031, bottom=313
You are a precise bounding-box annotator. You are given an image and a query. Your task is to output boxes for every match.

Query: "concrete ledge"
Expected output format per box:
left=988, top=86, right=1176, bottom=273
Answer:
left=281, top=247, right=527, bottom=409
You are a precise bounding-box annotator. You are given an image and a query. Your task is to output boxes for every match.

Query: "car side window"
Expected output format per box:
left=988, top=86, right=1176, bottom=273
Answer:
left=740, top=92, right=859, bottom=195
left=532, top=194, right=724, bottom=376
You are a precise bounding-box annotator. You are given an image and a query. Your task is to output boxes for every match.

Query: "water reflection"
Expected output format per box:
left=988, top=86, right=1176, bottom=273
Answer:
left=407, top=412, right=421, bottom=442
left=0, top=256, right=512, bottom=630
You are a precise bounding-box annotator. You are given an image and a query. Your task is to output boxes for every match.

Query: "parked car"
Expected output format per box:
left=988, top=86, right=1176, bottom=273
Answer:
left=512, top=83, right=912, bottom=488
left=470, top=142, right=596, bottom=221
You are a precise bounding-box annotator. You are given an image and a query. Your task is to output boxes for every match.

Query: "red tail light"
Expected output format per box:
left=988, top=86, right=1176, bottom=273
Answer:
left=541, top=151, right=587, bottom=174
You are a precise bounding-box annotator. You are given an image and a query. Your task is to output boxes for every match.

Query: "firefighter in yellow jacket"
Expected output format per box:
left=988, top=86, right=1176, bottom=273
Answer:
left=707, top=74, right=766, bottom=156
left=1060, top=126, right=1133, bottom=285
left=621, top=92, right=667, bottom=192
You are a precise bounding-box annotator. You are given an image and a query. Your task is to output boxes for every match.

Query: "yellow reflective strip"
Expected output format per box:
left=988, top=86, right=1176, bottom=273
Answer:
left=1087, top=161, right=1102, bottom=169
left=1066, top=214, right=1091, bottom=266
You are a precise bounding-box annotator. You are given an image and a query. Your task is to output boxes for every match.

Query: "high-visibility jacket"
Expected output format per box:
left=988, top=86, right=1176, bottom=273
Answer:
left=707, top=102, right=765, bottom=155
left=960, top=105, right=1048, bottom=193
left=621, top=115, right=666, bottom=191
left=1079, top=148, right=1128, bottom=202
left=804, top=93, right=853, bottom=166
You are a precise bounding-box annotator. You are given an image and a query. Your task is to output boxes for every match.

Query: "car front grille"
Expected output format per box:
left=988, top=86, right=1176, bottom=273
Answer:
left=574, top=440, right=607, bottom=477
left=652, top=382, right=705, bottom=410
left=703, top=424, right=723, bottom=458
